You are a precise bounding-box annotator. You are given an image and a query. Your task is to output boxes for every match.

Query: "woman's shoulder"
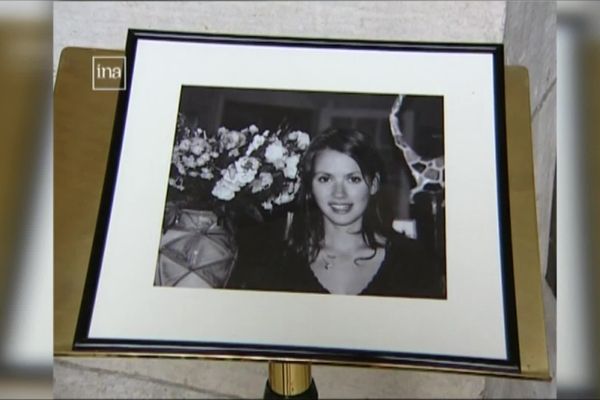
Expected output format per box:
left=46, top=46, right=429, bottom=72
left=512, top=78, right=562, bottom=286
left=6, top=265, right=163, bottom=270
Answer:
left=385, top=232, right=426, bottom=256
left=371, top=232, right=446, bottom=299
left=264, top=246, right=327, bottom=294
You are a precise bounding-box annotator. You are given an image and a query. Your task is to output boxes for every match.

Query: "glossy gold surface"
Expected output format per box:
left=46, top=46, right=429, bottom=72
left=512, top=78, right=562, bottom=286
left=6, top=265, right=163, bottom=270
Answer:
left=54, top=49, right=549, bottom=379
left=268, top=362, right=312, bottom=396
left=54, top=47, right=121, bottom=352
left=504, top=66, right=550, bottom=379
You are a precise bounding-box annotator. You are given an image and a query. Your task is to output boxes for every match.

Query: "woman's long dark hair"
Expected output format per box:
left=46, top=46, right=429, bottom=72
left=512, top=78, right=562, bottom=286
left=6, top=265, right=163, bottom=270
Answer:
left=287, top=127, right=389, bottom=263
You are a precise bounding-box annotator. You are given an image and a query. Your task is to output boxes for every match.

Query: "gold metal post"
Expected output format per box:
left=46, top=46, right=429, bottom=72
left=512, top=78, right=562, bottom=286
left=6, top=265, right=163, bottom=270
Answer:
left=268, top=361, right=312, bottom=397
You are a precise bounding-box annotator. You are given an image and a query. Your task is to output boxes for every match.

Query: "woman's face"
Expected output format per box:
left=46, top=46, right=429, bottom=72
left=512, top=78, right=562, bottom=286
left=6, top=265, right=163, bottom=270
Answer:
left=311, top=149, right=377, bottom=229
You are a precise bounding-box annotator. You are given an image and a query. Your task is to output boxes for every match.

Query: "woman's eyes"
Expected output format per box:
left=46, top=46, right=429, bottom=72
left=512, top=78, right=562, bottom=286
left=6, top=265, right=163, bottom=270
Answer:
left=315, top=175, right=363, bottom=184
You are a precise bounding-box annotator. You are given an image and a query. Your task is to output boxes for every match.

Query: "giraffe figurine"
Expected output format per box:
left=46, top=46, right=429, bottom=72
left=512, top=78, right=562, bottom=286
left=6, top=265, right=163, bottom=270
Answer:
left=389, top=95, right=445, bottom=204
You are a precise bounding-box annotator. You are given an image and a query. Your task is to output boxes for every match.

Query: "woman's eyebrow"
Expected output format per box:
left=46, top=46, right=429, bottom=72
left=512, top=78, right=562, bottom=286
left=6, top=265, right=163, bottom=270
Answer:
left=314, top=170, right=362, bottom=175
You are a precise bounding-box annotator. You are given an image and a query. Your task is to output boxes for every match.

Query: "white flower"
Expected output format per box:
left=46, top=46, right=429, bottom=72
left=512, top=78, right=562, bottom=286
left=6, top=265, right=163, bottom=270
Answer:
left=283, top=153, right=300, bottom=179
left=262, top=200, right=273, bottom=210
left=274, top=191, right=294, bottom=205
left=196, top=153, right=211, bottom=167
left=211, top=177, right=239, bottom=201
left=190, top=137, right=208, bottom=156
left=291, top=179, right=301, bottom=194
left=182, top=155, right=196, bottom=168
left=265, top=140, right=286, bottom=170
left=272, top=181, right=300, bottom=205
left=250, top=172, right=273, bottom=193
left=248, top=124, right=259, bottom=134
left=296, top=131, right=310, bottom=150
left=176, top=162, right=186, bottom=175
left=219, top=128, right=247, bottom=151
left=200, top=167, right=213, bottom=180
left=245, top=134, right=266, bottom=156
left=178, top=139, right=191, bottom=151
left=169, top=178, right=184, bottom=191
left=234, top=156, right=260, bottom=185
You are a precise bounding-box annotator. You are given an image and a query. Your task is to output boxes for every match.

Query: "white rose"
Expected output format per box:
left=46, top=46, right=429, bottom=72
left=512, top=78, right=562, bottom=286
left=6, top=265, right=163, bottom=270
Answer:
left=265, top=140, right=286, bottom=170
left=179, top=139, right=191, bottom=151
left=274, top=192, right=293, bottom=205
left=211, top=178, right=238, bottom=201
left=245, top=134, right=266, bottom=156
left=220, top=129, right=247, bottom=151
left=265, top=140, right=285, bottom=163
left=250, top=172, right=274, bottom=193
left=182, top=155, right=196, bottom=168
left=283, top=154, right=300, bottom=179
left=190, top=138, right=208, bottom=155
left=234, top=156, right=260, bottom=185
left=296, top=131, right=310, bottom=150
left=200, top=167, right=214, bottom=180
left=196, top=153, right=211, bottom=167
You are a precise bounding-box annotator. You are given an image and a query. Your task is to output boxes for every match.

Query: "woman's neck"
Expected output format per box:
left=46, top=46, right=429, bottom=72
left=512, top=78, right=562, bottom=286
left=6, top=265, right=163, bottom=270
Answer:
left=322, top=218, right=366, bottom=252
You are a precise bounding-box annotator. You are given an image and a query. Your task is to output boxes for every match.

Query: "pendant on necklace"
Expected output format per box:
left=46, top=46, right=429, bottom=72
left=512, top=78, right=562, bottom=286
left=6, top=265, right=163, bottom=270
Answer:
left=322, top=252, right=336, bottom=270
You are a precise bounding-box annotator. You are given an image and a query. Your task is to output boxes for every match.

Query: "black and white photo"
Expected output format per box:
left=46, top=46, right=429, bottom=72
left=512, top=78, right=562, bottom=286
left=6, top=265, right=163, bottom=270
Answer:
left=155, top=86, right=446, bottom=299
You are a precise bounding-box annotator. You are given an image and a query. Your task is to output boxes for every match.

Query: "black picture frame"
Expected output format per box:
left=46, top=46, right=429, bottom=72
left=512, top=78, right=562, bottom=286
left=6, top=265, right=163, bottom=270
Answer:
left=74, top=29, right=519, bottom=375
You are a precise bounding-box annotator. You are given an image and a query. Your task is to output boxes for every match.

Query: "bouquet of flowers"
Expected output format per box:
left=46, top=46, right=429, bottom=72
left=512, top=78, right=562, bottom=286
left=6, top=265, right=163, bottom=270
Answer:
left=167, top=113, right=311, bottom=227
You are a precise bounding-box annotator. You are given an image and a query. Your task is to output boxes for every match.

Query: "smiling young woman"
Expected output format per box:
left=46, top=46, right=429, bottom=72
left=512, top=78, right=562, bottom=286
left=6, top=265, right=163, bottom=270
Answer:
left=276, top=127, right=445, bottom=298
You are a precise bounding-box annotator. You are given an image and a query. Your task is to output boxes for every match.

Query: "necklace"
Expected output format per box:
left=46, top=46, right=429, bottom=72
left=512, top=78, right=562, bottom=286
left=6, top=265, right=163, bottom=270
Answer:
left=320, top=251, right=362, bottom=270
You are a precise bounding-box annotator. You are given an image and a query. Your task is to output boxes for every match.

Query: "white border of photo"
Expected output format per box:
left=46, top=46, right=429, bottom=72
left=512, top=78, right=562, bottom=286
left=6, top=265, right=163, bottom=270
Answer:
left=88, top=37, right=508, bottom=361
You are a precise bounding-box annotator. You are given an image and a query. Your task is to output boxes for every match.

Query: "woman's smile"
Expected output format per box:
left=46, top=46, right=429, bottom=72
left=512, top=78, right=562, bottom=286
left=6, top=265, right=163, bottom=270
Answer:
left=312, top=149, right=377, bottom=229
left=328, top=202, right=353, bottom=214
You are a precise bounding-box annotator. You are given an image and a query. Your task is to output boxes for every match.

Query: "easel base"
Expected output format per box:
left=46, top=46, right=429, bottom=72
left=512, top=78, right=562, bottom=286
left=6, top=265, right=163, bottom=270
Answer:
left=264, top=379, right=318, bottom=400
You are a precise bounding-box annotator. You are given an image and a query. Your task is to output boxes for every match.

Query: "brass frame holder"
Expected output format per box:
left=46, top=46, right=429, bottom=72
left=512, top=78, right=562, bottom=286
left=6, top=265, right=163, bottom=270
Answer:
left=265, top=362, right=317, bottom=399
left=53, top=46, right=550, bottom=396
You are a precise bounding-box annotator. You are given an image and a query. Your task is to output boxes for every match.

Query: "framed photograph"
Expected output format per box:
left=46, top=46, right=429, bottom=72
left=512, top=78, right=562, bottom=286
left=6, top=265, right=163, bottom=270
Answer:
left=75, top=29, right=518, bottom=374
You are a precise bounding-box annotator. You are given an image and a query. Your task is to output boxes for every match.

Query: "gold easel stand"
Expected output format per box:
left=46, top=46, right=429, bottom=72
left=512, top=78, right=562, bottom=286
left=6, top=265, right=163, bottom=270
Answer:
left=54, top=46, right=550, bottom=397
left=265, top=362, right=317, bottom=399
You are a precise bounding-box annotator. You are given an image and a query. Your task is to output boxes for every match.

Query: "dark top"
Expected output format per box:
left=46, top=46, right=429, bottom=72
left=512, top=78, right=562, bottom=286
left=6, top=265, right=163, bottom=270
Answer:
left=270, top=233, right=446, bottom=299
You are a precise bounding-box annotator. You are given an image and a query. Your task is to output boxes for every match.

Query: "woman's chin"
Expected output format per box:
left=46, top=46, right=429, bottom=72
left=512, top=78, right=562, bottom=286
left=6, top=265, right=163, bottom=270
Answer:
left=323, top=213, right=362, bottom=229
